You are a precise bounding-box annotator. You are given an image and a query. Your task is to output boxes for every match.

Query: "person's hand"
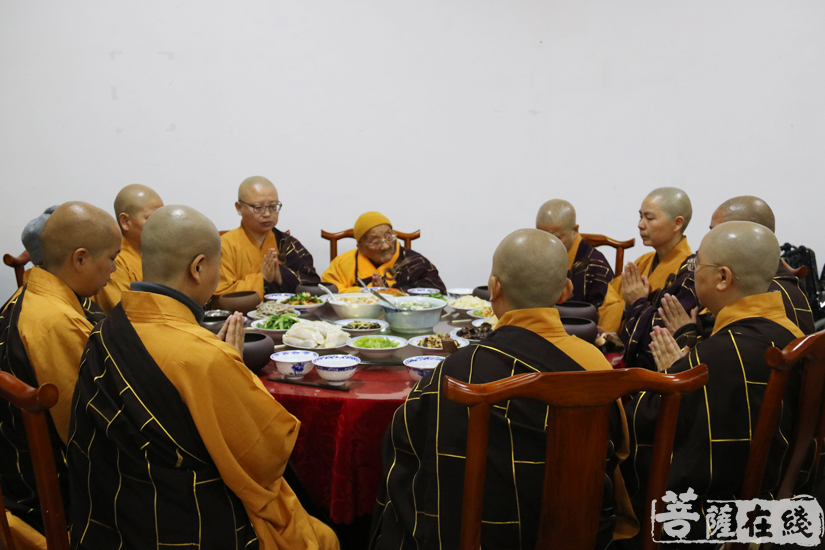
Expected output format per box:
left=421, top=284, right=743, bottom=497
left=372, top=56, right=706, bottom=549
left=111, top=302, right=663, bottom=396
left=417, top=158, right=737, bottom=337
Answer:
left=371, top=272, right=384, bottom=287
left=217, top=311, right=246, bottom=356
left=658, top=294, right=697, bottom=335
left=649, top=326, right=688, bottom=372
left=261, top=249, right=282, bottom=285
left=622, top=262, right=650, bottom=305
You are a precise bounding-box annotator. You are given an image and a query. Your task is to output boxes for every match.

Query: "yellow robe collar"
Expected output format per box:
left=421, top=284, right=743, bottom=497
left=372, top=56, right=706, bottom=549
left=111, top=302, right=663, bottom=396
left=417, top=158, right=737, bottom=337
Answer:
left=496, top=307, right=568, bottom=341
left=120, top=236, right=141, bottom=268
left=643, top=237, right=692, bottom=290
left=711, top=291, right=805, bottom=338
left=240, top=223, right=278, bottom=255
left=567, top=234, right=582, bottom=271
left=356, top=242, right=401, bottom=285
left=121, top=290, right=198, bottom=326
left=27, top=267, right=85, bottom=317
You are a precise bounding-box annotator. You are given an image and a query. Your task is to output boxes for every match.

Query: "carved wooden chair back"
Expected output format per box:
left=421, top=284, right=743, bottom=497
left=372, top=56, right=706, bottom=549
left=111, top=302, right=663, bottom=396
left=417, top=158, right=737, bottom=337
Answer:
left=320, top=228, right=420, bottom=262
left=443, top=365, right=709, bottom=550
left=0, top=372, right=69, bottom=550
left=2, top=252, right=31, bottom=289
left=580, top=234, right=635, bottom=276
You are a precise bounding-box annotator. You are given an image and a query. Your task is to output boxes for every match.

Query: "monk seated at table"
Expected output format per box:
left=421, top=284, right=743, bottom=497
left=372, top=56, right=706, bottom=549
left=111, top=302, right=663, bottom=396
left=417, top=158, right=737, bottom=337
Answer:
left=598, top=186, right=698, bottom=370
left=68, top=205, right=338, bottom=550
left=370, top=229, right=636, bottom=550
left=536, top=198, right=614, bottom=308
left=94, top=183, right=164, bottom=313
left=217, top=176, right=320, bottom=298
left=322, top=211, right=446, bottom=294
left=658, top=195, right=816, bottom=348
left=620, top=221, right=804, bottom=546
left=0, top=202, right=121, bottom=548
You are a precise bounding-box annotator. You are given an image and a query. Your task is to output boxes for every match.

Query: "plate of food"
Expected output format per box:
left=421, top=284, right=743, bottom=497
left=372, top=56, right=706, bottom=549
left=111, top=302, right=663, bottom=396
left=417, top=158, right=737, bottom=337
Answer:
left=282, top=320, right=350, bottom=353
left=359, top=287, right=407, bottom=297
left=276, top=292, right=327, bottom=313
left=408, top=334, right=470, bottom=356
left=467, top=304, right=495, bottom=320
left=333, top=318, right=388, bottom=336
left=249, top=313, right=302, bottom=340
left=345, top=335, right=408, bottom=359
left=450, top=321, right=494, bottom=343
left=447, top=295, right=490, bottom=317
left=406, top=288, right=440, bottom=295
left=247, top=301, right=301, bottom=320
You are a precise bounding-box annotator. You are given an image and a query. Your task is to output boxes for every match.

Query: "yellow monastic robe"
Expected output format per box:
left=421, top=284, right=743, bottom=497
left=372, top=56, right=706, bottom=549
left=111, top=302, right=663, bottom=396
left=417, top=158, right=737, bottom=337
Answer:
left=122, top=291, right=338, bottom=550
left=216, top=225, right=278, bottom=298
left=94, top=236, right=141, bottom=313
left=598, top=238, right=692, bottom=332
left=567, top=234, right=582, bottom=270
left=497, top=307, right=638, bottom=539
left=18, top=267, right=93, bottom=443
left=321, top=244, right=401, bottom=293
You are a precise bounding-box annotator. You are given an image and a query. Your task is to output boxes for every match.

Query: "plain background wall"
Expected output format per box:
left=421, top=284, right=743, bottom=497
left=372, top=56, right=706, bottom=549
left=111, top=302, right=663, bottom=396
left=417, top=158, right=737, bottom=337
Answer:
left=1, top=1, right=823, bottom=301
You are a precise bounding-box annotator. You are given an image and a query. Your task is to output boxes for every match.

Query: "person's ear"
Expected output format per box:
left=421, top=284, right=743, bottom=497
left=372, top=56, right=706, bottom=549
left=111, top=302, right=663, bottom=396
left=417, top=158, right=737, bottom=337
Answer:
left=234, top=202, right=243, bottom=216
left=572, top=224, right=580, bottom=234
left=72, top=248, right=89, bottom=272
left=488, top=275, right=502, bottom=302
left=118, top=212, right=131, bottom=234
left=557, top=278, right=574, bottom=304
left=716, top=267, right=734, bottom=291
left=672, top=216, right=685, bottom=234
left=189, top=254, right=207, bottom=284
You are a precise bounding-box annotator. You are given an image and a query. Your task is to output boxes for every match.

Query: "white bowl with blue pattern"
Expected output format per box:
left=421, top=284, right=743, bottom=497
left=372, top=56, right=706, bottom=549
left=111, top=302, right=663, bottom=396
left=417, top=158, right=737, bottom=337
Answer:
left=403, top=356, right=444, bottom=381
left=406, top=288, right=440, bottom=295
left=312, top=355, right=361, bottom=385
left=271, top=350, right=318, bottom=379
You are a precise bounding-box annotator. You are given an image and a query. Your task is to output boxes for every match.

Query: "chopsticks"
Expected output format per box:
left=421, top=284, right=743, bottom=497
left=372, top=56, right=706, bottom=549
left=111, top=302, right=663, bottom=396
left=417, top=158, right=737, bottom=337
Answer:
left=267, top=377, right=351, bottom=392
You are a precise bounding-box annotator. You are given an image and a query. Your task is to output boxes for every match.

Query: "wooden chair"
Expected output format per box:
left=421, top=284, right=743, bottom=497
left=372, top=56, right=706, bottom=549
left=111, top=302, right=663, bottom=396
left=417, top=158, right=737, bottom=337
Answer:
left=443, top=365, right=709, bottom=550
left=2, top=252, right=30, bottom=289
left=580, top=234, right=635, bottom=276
left=0, top=372, right=69, bottom=550
left=320, top=229, right=420, bottom=262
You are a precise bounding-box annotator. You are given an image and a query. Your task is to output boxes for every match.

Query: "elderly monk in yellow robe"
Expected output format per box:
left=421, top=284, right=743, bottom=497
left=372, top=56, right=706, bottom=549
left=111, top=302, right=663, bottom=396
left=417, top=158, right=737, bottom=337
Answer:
left=322, top=211, right=446, bottom=294
left=371, top=229, right=636, bottom=550
left=94, top=184, right=163, bottom=313
left=598, top=187, right=698, bottom=371
left=0, top=202, right=120, bottom=549
left=217, top=176, right=320, bottom=298
left=68, top=205, right=338, bottom=550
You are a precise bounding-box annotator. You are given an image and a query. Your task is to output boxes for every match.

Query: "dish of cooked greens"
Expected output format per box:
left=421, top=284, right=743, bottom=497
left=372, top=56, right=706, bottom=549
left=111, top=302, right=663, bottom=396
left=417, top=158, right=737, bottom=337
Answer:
left=260, top=313, right=301, bottom=330
left=351, top=336, right=401, bottom=349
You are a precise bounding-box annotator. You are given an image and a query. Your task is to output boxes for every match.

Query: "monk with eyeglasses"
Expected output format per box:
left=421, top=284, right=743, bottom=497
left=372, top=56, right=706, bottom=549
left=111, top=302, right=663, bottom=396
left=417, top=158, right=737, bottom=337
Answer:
left=216, top=176, right=320, bottom=298
left=322, top=212, right=446, bottom=294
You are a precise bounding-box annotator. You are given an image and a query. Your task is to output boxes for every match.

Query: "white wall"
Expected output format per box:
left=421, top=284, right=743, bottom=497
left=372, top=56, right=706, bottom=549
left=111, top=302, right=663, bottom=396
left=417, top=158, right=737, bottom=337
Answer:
left=2, top=0, right=823, bottom=300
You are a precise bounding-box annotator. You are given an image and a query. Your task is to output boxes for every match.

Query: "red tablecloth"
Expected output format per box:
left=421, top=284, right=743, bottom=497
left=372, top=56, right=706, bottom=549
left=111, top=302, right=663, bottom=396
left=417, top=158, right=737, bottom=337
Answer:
left=260, top=364, right=415, bottom=524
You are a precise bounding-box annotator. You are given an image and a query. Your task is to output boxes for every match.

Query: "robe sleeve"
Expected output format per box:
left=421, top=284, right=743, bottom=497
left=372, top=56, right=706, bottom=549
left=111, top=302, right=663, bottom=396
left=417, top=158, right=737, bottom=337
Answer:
left=394, top=250, right=447, bottom=293
left=265, top=233, right=321, bottom=294
left=598, top=281, right=625, bottom=333
left=321, top=255, right=353, bottom=293
left=619, top=266, right=698, bottom=370
left=216, top=245, right=265, bottom=297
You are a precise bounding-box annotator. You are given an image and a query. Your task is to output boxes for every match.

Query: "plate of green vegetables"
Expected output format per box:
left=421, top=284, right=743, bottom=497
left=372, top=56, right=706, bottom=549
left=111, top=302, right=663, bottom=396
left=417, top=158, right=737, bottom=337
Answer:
left=250, top=313, right=302, bottom=341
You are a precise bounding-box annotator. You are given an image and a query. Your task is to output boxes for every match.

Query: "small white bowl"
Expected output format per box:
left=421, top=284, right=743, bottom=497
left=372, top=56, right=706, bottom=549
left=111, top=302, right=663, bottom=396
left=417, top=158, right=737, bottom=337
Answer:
left=264, top=293, right=295, bottom=302
left=271, top=350, right=319, bottom=378
left=333, top=318, right=389, bottom=336
left=346, top=335, right=408, bottom=359
left=447, top=287, right=474, bottom=297
left=312, top=355, right=361, bottom=385
left=403, top=356, right=444, bottom=381
left=408, top=335, right=470, bottom=356
left=276, top=295, right=327, bottom=314
left=406, top=288, right=441, bottom=295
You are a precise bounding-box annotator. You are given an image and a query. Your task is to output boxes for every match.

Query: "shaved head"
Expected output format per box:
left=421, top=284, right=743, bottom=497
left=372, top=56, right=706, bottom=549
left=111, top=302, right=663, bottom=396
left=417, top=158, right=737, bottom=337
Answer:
left=141, top=205, right=221, bottom=285
left=491, top=229, right=569, bottom=309
left=114, top=184, right=163, bottom=218
left=646, top=187, right=692, bottom=231
left=700, top=221, right=779, bottom=296
left=711, top=196, right=775, bottom=233
left=41, top=202, right=120, bottom=270
left=238, top=176, right=276, bottom=202
left=536, top=199, right=576, bottom=233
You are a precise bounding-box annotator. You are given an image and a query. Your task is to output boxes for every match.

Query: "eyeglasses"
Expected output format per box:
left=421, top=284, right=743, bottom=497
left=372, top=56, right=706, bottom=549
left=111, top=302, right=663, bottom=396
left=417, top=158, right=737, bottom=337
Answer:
left=363, top=232, right=397, bottom=249
left=239, top=200, right=283, bottom=214
left=686, top=257, right=740, bottom=280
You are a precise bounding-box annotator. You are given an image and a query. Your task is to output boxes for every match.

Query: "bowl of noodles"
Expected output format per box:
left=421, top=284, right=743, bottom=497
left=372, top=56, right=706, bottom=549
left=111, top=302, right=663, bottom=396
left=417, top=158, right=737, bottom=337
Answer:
left=328, top=293, right=384, bottom=320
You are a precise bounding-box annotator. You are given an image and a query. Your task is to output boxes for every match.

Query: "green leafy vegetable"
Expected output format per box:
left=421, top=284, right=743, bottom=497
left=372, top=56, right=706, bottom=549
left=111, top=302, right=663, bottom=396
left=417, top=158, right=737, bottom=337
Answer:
left=261, top=313, right=300, bottom=330
left=352, top=336, right=400, bottom=349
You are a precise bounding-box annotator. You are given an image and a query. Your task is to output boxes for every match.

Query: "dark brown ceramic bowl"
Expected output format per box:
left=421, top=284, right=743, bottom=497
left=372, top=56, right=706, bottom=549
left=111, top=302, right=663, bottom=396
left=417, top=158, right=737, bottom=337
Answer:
left=243, top=332, right=275, bottom=374
left=472, top=285, right=491, bottom=301
left=555, top=301, right=599, bottom=324
left=213, top=291, right=261, bottom=315
left=200, top=310, right=232, bottom=334
left=295, top=282, right=339, bottom=296
left=560, top=317, right=598, bottom=345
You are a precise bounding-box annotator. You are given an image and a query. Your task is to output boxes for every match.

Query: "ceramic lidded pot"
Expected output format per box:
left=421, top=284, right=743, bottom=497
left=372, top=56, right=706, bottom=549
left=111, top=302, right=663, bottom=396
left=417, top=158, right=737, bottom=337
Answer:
left=560, top=317, right=598, bottom=345
left=212, top=291, right=261, bottom=315
left=200, top=310, right=232, bottom=334
left=242, top=332, right=275, bottom=374
left=295, top=282, right=339, bottom=297
left=472, top=285, right=491, bottom=300
left=555, top=301, right=599, bottom=324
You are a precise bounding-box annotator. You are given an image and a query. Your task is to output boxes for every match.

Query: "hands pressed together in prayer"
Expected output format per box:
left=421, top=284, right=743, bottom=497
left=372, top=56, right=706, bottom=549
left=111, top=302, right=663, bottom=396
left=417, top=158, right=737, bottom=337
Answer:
left=649, top=326, right=688, bottom=372
left=217, top=311, right=246, bottom=356
left=261, top=248, right=282, bottom=285
left=622, top=262, right=650, bottom=305
left=658, top=293, right=698, bottom=335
